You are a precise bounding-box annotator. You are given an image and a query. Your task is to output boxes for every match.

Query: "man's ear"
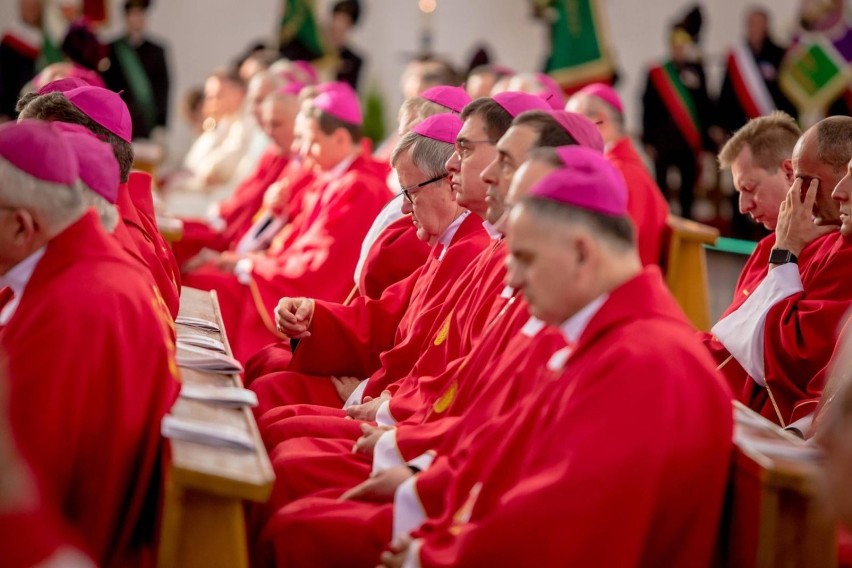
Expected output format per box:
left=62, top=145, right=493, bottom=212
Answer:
left=782, top=158, right=795, bottom=184
left=12, top=209, right=37, bottom=246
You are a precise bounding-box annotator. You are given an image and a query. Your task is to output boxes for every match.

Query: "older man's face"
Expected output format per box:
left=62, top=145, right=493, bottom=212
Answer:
left=831, top=158, right=852, bottom=238
left=396, top=149, right=457, bottom=245
left=506, top=203, right=585, bottom=325
left=793, top=132, right=844, bottom=226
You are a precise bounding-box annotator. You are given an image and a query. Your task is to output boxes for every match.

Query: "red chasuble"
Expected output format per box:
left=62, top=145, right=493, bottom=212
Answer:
left=243, top=213, right=431, bottom=382
left=606, top=136, right=669, bottom=266
left=706, top=232, right=852, bottom=425
left=172, top=147, right=291, bottom=266
left=409, top=268, right=732, bottom=567
left=249, top=213, right=489, bottom=414
left=114, top=179, right=180, bottom=318
left=0, top=211, right=181, bottom=567
left=182, top=154, right=391, bottom=363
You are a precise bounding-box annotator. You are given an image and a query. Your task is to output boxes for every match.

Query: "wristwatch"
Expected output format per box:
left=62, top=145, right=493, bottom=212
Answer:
left=768, top=248, right=798, bottom=265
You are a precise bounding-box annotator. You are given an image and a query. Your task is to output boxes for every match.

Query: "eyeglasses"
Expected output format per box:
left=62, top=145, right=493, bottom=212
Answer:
left=401, top=174, right=448, bottom=204
left=454, top=138, right=496, bottom=159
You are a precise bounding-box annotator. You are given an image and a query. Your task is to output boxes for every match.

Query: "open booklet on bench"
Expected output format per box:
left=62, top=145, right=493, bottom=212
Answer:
left=175, top=343, right=243, bottom=374
left=176, top=332, right=227, bottom=353
left=174, top=315, right=220, bottom=332
left=161, top=415, right=255, bottom=451
left=179, top=384, right=258, bottom=408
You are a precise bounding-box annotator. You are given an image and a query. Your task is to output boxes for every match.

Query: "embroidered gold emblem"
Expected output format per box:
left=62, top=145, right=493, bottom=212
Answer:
left=433, top=380, right=458, bottom=414
left=433, top=312, right=452, bottom=346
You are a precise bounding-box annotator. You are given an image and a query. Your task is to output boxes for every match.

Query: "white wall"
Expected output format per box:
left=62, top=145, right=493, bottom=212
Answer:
left=2, top=0, right=802, bottom=148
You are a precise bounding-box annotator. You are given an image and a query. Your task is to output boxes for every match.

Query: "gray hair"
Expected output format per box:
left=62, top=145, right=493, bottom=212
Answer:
left=0, top=156, right=85, bottom=229
left=397, top=97, right=447, bottom=134
left=391, top=130, right=453, bottom=179
left=80, top=186, right=118, bottom=232
left=520, top=195, right=635, bottom=251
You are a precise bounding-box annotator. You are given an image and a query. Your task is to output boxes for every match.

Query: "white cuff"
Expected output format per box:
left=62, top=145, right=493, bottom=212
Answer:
left=234, top=257, right=254, bottom=284
left=344, top=379, right=369, bottom=408
left=373, top=429, right=403, bottom=474
left=401, top=539, right=423, bottom=568
left=784, top=412, right=815, bottom=439
left=711, top=262, right=803, bottom=385
left=394, top=476, right=427, bottom=543
left=375, top=399, right=396, bottom=427
left=407, top=452, right=435, bottom=472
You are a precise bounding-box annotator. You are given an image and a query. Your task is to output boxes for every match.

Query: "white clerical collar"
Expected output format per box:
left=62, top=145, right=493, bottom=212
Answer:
left=0, top=247, right=46, bottom=325
left=436, top=210, right=470, bottom=260
left=558, top=293, right=608, bottom=345
left=324, top=153, right=357, bottom=181
left=482, top=219, right=502, bottom=240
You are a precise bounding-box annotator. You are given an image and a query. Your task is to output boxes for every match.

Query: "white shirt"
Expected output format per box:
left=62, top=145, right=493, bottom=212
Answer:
left=0, top=248, right=46, bottom=325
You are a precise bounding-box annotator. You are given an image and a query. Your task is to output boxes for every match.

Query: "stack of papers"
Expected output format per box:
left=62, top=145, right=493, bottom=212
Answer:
left=176, top=343, right=243, bottom=374
left=176, top=332, right=227, bottom=353
left=180, top=384, right=258, bottom=408
left=175, top=316, right=220, bottom=332
left=161, top=415, right=255, bottom=451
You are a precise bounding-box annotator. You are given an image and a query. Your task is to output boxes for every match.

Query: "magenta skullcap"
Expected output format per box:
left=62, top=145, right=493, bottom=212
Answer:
left=37, top=77, right=90, bottom=95
left=277, top=82, right=305, bottom=96
left=292, top=60, right=319, bottom=84
left=492, top=91, right=551, bottom=118
left=420, top=86, right=472, bottom=113
left=63, top=86, right=133, bottom=143
left=576, top=82, right=624, bottom=114
left=530, top=146, right=627, bottom=216
left=411, top=113, right=463, bottom=144
left=52, top=122, right=119, bottom=203
left=535, top=73, right=565, bottom=110
left=547, top=110, right=604, bottom=153
left=312, top=84, right=362, bottom=125
left=0, top=120, right=78, bottom=185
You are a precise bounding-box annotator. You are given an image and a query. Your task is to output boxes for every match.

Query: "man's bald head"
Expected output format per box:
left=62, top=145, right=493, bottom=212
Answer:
left=793, top=116, right=852, bottom=226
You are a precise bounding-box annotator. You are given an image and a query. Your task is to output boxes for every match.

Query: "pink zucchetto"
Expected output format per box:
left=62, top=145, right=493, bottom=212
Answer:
left=420, top=86, right=472, bottom=114
left=51, top=122, right=120, bottom=204
left=37, top=77, right=90, bottom=95
left=63, top=86, right=133, bottom=143
left=575, top=82, right=624, bottom=114
left=292, top=60, right=319, bottom=85
left=312, top=84, right=362, bottom=125
left=411, top=113, right=463, bottom=144
left=530, top=146, right=628, bottom=216
left=535, top=73, right=566, bottom=110
left=277, top=82, right=305, bottom=96
left=0, top=120, right=78, bottom=185
left=492, top=91, right=551, bottom=118
left=547, top=110, right=604, bottom=153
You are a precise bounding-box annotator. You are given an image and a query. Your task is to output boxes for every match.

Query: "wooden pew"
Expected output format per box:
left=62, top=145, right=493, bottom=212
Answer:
left=721, top=402, right=836, bottom=567
left=158, top=287, right=275, bottom=568
left=663, top=215, right=719, bottom=331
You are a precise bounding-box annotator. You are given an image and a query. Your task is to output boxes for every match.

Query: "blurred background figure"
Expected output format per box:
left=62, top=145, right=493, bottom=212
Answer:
left=102, top=0, right=171, bottom=141
left=0, top=0, right=43, bottom=122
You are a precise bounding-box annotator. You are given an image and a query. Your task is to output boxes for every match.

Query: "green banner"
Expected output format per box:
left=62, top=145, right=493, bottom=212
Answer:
left=542, top=0, right=614, bottom=90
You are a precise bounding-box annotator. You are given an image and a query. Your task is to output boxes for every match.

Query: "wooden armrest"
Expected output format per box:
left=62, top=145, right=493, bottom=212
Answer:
left=720, top=402, right=836, bottom=568
left=667, top=214, right=720, bottom=245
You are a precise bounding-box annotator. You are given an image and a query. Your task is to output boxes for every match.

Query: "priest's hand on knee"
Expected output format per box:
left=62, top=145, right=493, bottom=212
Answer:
left=352, top=423, right=392, bottom=456
left=345, top=392, right=391, bottom=421
left=339, top=465, right=413, bottom=503
left=331, top=376, right=361, bottom=402
left=213, top=251, right=244, bottom=272
left=275, top=297, right=315, bottom=338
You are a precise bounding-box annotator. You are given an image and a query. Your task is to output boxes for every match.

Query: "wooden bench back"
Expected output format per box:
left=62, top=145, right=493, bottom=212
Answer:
left=158, top=287, right=275, bottom=568
left=663, top=215, right=719, bottom=331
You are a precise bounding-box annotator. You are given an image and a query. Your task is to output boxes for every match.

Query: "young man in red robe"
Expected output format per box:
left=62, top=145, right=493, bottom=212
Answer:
left=182, top=85, right=393, bottom=362
left=172, top=87, right=301, bottom=267
left=261, top=147, right=734, bottom=568
left=0, top=120, right=180, bottom=567
left=16, top=85, right=183, bottom=318
left=567, top=82, right=669, bottom=266
left=708, top=116, right=852, bottom=427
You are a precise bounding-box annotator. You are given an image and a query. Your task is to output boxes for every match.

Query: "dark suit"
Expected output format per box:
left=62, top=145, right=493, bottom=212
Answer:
left=102, top=36, right=170, bottom=139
